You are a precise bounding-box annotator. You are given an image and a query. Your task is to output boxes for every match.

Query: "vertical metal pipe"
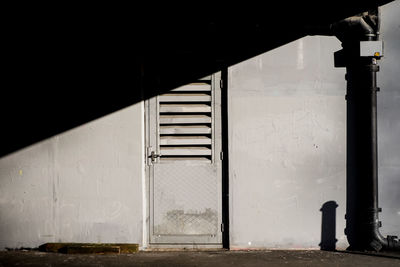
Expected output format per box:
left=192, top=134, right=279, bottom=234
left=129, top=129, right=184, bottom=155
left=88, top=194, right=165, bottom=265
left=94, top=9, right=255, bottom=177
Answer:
left=334, top=9, right=399, bottom=251
left=345, top=55, right=383, bottom=250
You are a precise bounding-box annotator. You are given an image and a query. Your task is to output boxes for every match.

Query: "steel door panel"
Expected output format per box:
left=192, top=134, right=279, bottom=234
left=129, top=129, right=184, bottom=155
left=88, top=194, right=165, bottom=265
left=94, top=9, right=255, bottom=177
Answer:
left=147, top=72, right=222, bottom=245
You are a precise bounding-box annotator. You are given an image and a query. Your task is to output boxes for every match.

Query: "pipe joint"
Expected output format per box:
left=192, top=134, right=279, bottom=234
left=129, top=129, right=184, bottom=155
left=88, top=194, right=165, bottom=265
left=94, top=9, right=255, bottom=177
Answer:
left=332, top=9, right=380, bottom=42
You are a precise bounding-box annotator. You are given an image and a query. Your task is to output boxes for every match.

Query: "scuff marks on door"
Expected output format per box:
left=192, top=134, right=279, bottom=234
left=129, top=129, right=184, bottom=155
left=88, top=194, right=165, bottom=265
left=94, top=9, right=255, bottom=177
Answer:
left=154, top=208, right=218, bottom=236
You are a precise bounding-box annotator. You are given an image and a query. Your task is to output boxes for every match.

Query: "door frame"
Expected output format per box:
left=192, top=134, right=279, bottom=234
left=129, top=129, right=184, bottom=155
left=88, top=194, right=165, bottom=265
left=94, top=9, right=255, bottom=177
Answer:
left=143, top=70, right=229, bottom=249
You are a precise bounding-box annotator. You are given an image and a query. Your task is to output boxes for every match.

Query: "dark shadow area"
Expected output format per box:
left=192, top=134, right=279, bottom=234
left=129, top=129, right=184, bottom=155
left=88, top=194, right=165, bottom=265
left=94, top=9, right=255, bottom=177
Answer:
left=319, top=201, right=338, bottom=251
left=336, top=249, right=400, bottom=260
left=221, top=68, right=229, bottom=249
left=1, top=1, right=393, bottom=157
left=345, top=91, right=363, bottom=251
left=38, top=243, right=139, bottom=254
left=1, top=250, right=400, bottom=266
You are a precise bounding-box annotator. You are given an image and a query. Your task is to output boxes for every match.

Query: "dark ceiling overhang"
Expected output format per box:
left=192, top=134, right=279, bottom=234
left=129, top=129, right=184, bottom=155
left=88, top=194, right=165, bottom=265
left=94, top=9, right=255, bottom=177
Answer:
left=1, top=0, right=394, bottom=156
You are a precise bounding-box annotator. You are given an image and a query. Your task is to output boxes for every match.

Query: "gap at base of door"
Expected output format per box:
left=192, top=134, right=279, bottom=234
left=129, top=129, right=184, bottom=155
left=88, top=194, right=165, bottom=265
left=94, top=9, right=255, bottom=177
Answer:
left=147, top=244, right=224, bottom=250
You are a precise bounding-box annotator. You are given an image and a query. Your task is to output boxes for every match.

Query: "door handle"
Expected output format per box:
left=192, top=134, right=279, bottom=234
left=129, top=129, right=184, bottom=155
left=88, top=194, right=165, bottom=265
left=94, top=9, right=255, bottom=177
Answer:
left=149, top=151, right=161, bottom=162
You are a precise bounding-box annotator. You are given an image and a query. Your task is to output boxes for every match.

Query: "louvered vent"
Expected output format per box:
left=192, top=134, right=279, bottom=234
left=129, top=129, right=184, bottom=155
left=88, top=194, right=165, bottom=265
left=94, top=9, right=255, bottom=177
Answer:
left=158, top=78, right=213, bottom=162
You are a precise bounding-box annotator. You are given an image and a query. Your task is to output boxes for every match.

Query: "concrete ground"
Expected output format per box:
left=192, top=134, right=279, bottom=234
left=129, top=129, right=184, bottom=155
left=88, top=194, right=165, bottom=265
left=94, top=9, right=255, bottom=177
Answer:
left=0, top=250, right=399, bottom=267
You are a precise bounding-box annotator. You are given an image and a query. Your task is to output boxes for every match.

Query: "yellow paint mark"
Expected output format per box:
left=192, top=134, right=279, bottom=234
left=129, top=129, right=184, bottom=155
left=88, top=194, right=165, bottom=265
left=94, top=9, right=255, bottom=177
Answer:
left=19, top=170, right=23, bottom=175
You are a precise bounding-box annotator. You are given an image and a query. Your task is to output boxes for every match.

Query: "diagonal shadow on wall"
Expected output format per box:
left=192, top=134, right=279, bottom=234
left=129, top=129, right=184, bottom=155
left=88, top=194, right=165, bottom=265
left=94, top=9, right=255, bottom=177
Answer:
left=1, top=2, right=393, bottom=157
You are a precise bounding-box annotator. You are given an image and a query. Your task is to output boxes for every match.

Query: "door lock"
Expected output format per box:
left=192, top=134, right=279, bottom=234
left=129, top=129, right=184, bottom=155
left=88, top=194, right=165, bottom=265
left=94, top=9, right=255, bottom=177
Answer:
left=149, top=151, right=161, bottom=162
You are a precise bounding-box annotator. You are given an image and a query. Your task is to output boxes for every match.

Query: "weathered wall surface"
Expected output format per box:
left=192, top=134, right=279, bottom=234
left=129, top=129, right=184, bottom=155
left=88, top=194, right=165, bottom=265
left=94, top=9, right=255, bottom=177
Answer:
left=228, top=35, right=348, bottom=249
left=228, top=1, right=399, bottom=249
left=0, top=103, right=144, bottom=249
left=378, top=0, right=400, bottom=237
left=0, top=2, right=398, bottom=252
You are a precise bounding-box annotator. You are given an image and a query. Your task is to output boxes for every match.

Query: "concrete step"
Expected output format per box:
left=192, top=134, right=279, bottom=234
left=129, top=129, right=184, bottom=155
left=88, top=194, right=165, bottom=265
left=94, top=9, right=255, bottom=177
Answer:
left=39, top=243, right=139, bottom=254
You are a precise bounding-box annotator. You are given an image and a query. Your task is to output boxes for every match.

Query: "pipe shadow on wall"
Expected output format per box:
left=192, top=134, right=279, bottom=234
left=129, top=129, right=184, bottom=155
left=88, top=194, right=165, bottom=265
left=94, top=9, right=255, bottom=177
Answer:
left=319, top=201, right=338, bottom=251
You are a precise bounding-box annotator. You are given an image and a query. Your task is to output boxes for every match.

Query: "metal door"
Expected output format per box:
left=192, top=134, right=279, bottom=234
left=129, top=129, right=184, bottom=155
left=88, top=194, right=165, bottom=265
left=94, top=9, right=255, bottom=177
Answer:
left=146, top=73, right=222, bottom=245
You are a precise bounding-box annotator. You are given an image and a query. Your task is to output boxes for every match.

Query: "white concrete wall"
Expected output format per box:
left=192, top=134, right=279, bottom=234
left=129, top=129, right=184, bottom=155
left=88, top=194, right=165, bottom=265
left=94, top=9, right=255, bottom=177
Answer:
left=228, top=36, right=348, bottom=249
left=0, top=103, right=145, bottom=249
left=228, top=1, right=400, bottom=249
left=378, top=0, right=400, bottom=237
left=0, top=2, right=398, bottom=252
